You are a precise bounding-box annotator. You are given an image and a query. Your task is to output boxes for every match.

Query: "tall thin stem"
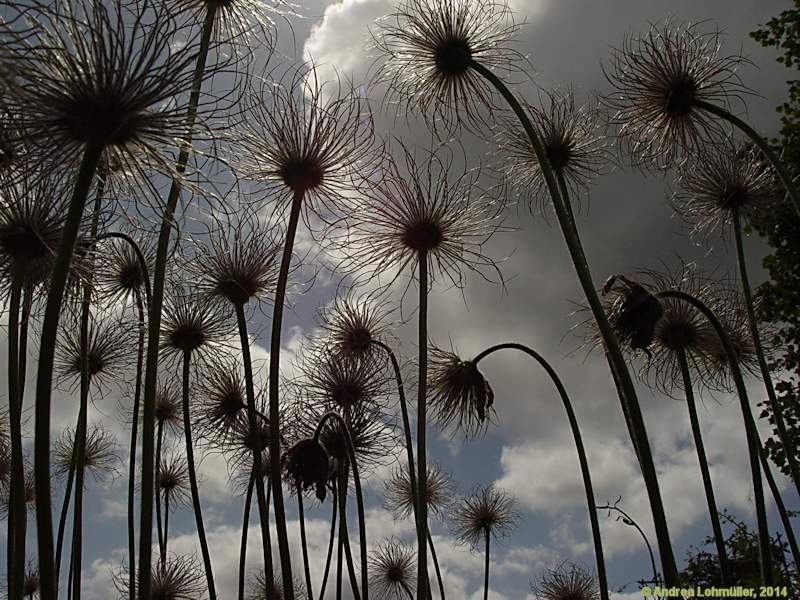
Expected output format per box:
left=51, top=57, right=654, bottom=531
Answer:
left=181, top=350, right=217, bottom=598
left=7, top=266, right=24, bottom=600
left=426, top=531, right=445, bottom=600
left=597, top=503, right=659, bottom=584
left=34, top=142, right=104, bottom=600
left=318, top=484, right=338, bottom=600
left=163, top=492, right=170, bottom=559
left=238, top=469, right=255, bottom=600
left=416, top=252, right=429, bottom=600
left=473, top=343, right=608, bottom=599
left=758, top=443, right=800, bottom=567
left=127, top=292, right=145, bottom=600
left=732, top=209, right=800, bottom=495
left=235, top=302, right=274, bottom=586
left=694, top=100, right=800, bottom=218
left=298, top=489, right=313, bottom=600
left=55, top=450, right=76, bottom=585
left=337, top=465, right=362, bottom=600
left=155, top=420, right=165, bottom=567
left=676, top=348, right=730, bottom=584
left=656, top=290, right=773, bottom=584
left=268, top=191, right=304, bottom=600
left=468, top=59, right=678, bottom=584
left=138, top=8, right=216, bottom=596
left=483, top=529, right=490, bottom=600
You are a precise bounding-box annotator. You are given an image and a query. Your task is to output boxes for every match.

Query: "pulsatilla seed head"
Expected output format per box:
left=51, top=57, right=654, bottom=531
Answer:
left=603, top=275, right=664, bottom=356
left=434, top=36, right=473, bottom=75
left=664, top=75, right=697, bottom=118
left=401, top=220, right=444, bottom=252
left=279, top=158, right=325, bottom=194
left=284, top=438, right=330, bottom=502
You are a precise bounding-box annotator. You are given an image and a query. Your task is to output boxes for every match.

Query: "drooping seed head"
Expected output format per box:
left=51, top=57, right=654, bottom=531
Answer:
left=601, top=275, right=664, bottom=356
left=283, top=437, right=331, bottom=502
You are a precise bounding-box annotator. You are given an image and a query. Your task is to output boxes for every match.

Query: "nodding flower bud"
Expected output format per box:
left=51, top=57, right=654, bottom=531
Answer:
left=603, top=274, right=664, bottom=357
left=284, top=438, right=330, bottom=502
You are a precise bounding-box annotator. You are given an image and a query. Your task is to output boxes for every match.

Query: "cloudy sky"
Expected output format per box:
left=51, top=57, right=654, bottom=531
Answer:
left=4, top=0, right=800, bottom=598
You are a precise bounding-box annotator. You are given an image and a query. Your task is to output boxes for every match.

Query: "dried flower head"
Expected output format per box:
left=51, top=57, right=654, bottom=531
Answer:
left=428, top=345, right=495, bottom=438
left=302, top=348, right=391, bottom=414
left=96, top=234, right=152, bottom=305
left=0, top=465, right=35, bottom=518
left=603, top=20, right=749, bottom=168
left=0, top=0, right=220, bottom=181
left=283, top=437, right=331, bottom=502
left=157, top=451, right=191, bottom=509
left=372, top=0, right=521, bottom=133
left=502, top=89, right=609, bottom=215
left=194, top=360, right=247, bottom=447
left=176, top=0, right=283, bottom=49
left=193, top=208, right=280, bottom=306
left=368, top=538, right=417, bottom=600
left=673, top=142, right=778, bottom=237
left=316, top=291, right=393, bottom=360
left=531, top=562, right=600, bottom=600
left=384, top=461, right=456, bottom=520
left=237, top=68, right=374, bottom=221
left=343, top=143, right=505, bottom=290
left=114, top=553, right=206, bottom=600
left=22, top=561, right=40, bottom=599
left=600, top=274, right=664, bottom=357
left=154, top=381, right=184, bottom=432
left=245, top=570, right=307, bottom=600
left=705, top=287, right=760, bottom=391
left=0, top=441, right=10, bottom=490
left=225, top=399, right=275, bottom=474
left=52, top=425, right=119, bottom=482
left=161, top=290, right=233, bottom=359
left=451, top=484, right=518, bottom=548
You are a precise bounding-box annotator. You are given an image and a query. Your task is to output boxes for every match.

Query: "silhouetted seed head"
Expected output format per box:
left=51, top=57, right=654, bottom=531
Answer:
left=502, top=90, right=608, bottom=215
left=0, top=442, right=10, bottom=489
left=531, top=562, right=600, bottom=600
left=154, top=381, right=183, bottom=432
left=0, top=466, right=35, bottom=518
left=283, top=438, right=330, bottom=502
left=373, top=0, right=521, bottom=133
left=368, top=539, right=417, bottom=600
left=344, top=144, right=505, bottom=290
left=96, top=236, right=151, bottom=304
left=602, top=20, right=749, bottom=168
left=246, top=570, right=307, bottom=600
left=52, top=425, right=119, bottom=482
left=115, top=554, right=206, bottom=600
left=22, top=562, right=40, bottom=598
left=175, top=0, right=283, bottom=48
left=157, top=452, right=191, bottom=508
left=428, top=346, right=495, bottom=438
left=317, top=292, right=392, bottom=359
left=384, top=461, right=456, bottom=520
left=673, top=143, right=779, bottom=236
left=705, top=288, right=760, bottom=390
left=161, top=292, right=232, bottom=357
left=601, top=275, right=664, bottom=357
left=303, top=348, right=389, bottom=413
left=452, top=484, right=518, bottom=548
left=195, top=362, right=247, bottom=447
left=0, top=0, right=219, bottom=178
left=237, top=68, right=374, bottom=219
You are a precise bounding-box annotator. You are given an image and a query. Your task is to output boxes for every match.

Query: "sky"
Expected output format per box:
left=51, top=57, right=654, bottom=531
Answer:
left=3, top=0, right=799, bottom=598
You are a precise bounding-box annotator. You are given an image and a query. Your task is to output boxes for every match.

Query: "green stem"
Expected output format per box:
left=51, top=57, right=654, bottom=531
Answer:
left=137, top=7, right=216, bottom=596
left=181, top=350, right=217, bottom=598
left=238, top=469, right=255, bottom=600
left=657, top=290, right=773, bottom=584
left=268, top=191, right=304, bottom=600
left=473, top=343, right=608, bottom=600
left=128, top=292, right=145, bottom=600
left=34, top=142, right=104, bottom=600
left=694, top=100, right=800, bottom=218
left=676, top=348, right=731, bottom=584
left=318, top=484, right=338, bottom=600
left=416, top=252, right=429, bottom=600
left=298, top=489, right=313, bottom=600
left=426, top=530, right=445, bottom=600
left=483, top=529, right=490, bottom=600
left=235, top=302, right=274, bottom=586
left=732, top=209, right=800, bottom=495
left=469, top=59, right=678, bottom=584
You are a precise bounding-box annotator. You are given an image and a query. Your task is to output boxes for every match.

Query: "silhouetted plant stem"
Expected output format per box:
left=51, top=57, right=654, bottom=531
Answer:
left=7, top=265, right=25, bottom=599
left=298, top=489, right=313, bottom=600
left=597, top=502, right=659, bottom=584
left=138, top=7, right=216, bottom=597
left=268, top=190, right=304, bottom=600
left=473, top=342, right=608, bottom=600
left=235, top=302, right=275, bottom=587
left=163, top=492, right=170, bottom=559
left=181, top=349, right=217, bottom=598
left=694, top=100, right=800, bottom=218
left=35, top=142, right=104, bottom=600
left=155, top=420, right=165, bottom=566
left=758, top=445, right=800, bottom=567
left=128, top=292, right=145, bottom=600
left=55, top=448, right=76, bottom=585
left=426, top=531, right=445, bottom=600
left=483, top=527, right=490, bottom=600
left=318, top=483, right=338, bottom=600
left=468, top=59, right=678, bottom=585
left=731, top=208, right=800, bottom=495
left=336, top=477, right=344, bottom=600
left=416, top=252, right=429, bottom=600
left=337, top=466, right=362, bottom=600
left=656, top=290, right=773, bottom=584
left=676, top=348, right=731, bottom=585
left=238, top=469, right=255, bottom=600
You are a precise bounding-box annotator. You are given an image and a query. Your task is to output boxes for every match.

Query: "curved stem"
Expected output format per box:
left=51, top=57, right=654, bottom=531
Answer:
left=416, top=252, right=429, bottom=600
left=35, top=142, right=104, bottom=600
left=318, top=484, right=338, bottom=600
left=657, top=290, right=773, bottom=584
left=483, top=530, right=490, bottom=600
left=155, top=420, right=165, bottom=567
left=473, top=343, right=608, bottom=598
left=598, top=503, right=659, bottom=584
left=55, top=454, right=76, bottom=586
left=694, top=100, right=800, bottom=218
left=758, top=443, right=800, bottom=567
left=268, top=191, right=304, bottom=600
left=338, top=466, right=362, bottom=600
left=97, top=232, right=152, bottom=306
left=7, top=267, right=25, bottom=599
left=298, top=489, right=313, bottom=600
left=426, top=531, right=445, bottom=600
left=676, top=348, right=730, bottom=584
left=127, top=291, right=145, bottom=600
left=732, top=209, right=800, bottom=495
left=238, top=469, right=255, bottom=600
left=181, top=350, right=217, bottom=598
left=137, top=7, right=216, bottom=597
left=469, top=59, right=677, bottom=585
left=235, top=302, right=274, bottom=586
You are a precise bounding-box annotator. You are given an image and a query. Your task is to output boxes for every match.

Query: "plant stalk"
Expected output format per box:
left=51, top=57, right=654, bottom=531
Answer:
left=127, top=291, right=145, bottom=600
left=238, top=469, right=255, bottom=600
left=318, top=483, right=338, bottom=600
left=416, top=252, right=429, bottom=599
left=298, top=489, right=313, bottom=600
left=483, top=529, right=490, bottom=600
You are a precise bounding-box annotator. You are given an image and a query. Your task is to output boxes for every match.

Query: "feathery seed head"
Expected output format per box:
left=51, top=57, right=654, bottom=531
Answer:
left=317, top=292, right=392, bottom=360
left=283, top=437, right=330, bottom=502
left=157, top=451, right=191, bottom=508
left=601, top=274, right=664, bottom=356
left=531, top=562, right=600, bottom=600
left=452, top=483, right=518, bottom=547
left=154, top=381, right=183, bottom=431
left=384, top=461, right=456, bottom=520
left=161, top=291, right=232, bottom=357
left=246, top=570, right=307, bottom=600
left=53, top=425, right=119, bottom=482
left=194, top=361, right=247, bottom=446
left=368, top=539, right=416, bottom=600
